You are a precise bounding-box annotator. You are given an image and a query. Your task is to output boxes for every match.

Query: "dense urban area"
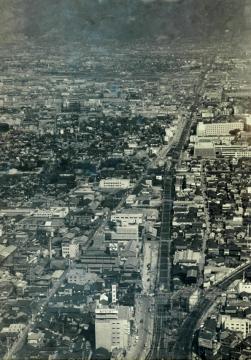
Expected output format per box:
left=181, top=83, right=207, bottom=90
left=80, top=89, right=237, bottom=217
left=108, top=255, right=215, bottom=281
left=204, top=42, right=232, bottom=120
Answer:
left=1, top=20, right=251, bottom=360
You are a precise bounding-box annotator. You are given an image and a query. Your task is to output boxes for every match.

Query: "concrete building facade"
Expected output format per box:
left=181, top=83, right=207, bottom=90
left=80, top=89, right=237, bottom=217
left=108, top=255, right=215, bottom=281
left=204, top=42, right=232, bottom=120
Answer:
left=95, top=307, right=130, bottom=351
left=221, top=314, right=251, bottom=338
left=99, top=178, right=131, bottom=190
left=197, top=121, right=244, bottom=137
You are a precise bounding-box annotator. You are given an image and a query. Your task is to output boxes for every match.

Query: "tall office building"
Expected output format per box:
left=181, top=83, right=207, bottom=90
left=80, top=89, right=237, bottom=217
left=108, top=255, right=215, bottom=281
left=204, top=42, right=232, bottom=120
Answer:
left=95, top=306, right=131, bottom=351
left=196, top=121, right=244, bottom=137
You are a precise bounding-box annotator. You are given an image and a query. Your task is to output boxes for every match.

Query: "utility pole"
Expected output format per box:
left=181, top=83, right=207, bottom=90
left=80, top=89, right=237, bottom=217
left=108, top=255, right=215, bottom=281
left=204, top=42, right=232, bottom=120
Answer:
left=6, top=337, right=10, bottom=359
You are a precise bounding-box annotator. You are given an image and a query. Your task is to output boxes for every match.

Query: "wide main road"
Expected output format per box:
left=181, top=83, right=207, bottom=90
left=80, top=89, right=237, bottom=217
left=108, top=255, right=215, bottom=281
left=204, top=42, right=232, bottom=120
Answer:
left=145, top=165, right=173, bottom=359
left=146, top=56, right=216, bottom=360
left=158, top=168, right=173, bottom=292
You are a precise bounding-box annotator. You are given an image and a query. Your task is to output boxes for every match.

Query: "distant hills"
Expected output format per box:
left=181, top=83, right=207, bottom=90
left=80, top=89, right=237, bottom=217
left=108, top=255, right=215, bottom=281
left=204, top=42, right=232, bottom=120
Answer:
left=0, top=0, right=246, bottom=45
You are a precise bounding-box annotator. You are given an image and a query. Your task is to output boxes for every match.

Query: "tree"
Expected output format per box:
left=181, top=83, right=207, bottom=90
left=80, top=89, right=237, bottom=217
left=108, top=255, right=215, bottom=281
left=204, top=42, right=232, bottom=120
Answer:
left=229, top=128, right=240, bottom=136
left=0, top=123, right=9, bottom=132
left=93, top=347, right=111, bottom=360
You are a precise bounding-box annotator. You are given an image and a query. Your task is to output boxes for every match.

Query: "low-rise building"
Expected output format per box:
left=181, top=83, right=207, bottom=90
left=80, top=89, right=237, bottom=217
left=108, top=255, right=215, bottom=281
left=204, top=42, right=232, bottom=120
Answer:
left=173, top=249, right=201, bottom=266
left=99, top=178, right=131, bottom=190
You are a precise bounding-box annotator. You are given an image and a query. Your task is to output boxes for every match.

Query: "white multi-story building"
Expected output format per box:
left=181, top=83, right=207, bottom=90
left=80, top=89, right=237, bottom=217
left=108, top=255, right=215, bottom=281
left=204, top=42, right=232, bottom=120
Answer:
left=99, top=178, right=131, bottom=190
left=215, top=144, right=251, bottom=158
left=62, top=241, right=79, bottom=259
left=32, top=207, right=69, bottom=219
left=196, top=121, right=244, bottom=137
left=221, top=314, right=251, bottom=338
left=95, top=307, right=131, bottom=351
left=194, top=142, right=251, bottom=159
left=111, top=211, right=143, bottom=225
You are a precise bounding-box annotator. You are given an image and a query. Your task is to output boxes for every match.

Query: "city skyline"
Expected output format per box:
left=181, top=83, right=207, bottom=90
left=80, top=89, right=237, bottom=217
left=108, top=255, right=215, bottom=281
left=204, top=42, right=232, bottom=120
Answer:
left=0, top=1, right=251, bottom=360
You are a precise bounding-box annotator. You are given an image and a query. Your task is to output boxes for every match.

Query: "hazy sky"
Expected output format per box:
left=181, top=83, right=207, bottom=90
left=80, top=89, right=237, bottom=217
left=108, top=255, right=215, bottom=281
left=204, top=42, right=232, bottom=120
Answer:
left=0, top=0, right=245, bottom=44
